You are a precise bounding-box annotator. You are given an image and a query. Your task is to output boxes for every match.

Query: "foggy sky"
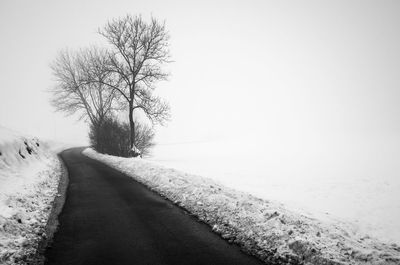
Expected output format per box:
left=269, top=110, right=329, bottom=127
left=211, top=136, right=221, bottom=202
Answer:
left=1, top=0, right=399, bottom=157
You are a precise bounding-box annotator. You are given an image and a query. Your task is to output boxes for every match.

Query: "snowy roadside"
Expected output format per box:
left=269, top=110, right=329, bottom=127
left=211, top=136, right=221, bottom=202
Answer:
left=84, top=148, right=400, bottom=265
left=0, top=126, right=65, bottom=264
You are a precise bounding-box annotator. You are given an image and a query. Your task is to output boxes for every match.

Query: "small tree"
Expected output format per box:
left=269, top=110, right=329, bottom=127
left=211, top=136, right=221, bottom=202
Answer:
left=98, top=15, right=171, bottom=152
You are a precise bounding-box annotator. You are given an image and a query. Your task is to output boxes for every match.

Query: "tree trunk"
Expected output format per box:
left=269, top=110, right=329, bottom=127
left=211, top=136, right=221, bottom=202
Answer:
left=129, top=102, right=135, bottom=149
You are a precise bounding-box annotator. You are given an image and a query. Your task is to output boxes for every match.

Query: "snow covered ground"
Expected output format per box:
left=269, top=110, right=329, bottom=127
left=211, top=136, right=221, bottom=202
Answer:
left=84, top=148, right=400, bottom=265
left=0, top=126, right=63, bottom=264
left=148, top=139, right=400, bottom=247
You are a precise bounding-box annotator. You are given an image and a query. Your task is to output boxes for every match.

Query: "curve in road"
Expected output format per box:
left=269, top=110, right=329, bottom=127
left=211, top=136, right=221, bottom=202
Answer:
left=44, top=148, right=266, bottom=265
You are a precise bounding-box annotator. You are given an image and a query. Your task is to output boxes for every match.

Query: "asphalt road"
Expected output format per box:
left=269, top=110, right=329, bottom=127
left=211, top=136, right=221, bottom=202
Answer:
left=44, top=148, right=266, bottom=265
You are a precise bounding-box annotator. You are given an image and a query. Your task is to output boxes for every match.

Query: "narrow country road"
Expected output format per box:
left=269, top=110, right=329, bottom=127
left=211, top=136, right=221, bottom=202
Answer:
left=45, top=148, right=266, bottom=265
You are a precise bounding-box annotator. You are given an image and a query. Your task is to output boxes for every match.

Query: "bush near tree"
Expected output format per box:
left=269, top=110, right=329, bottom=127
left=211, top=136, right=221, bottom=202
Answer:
left=89, top=117, right=155, bottom=157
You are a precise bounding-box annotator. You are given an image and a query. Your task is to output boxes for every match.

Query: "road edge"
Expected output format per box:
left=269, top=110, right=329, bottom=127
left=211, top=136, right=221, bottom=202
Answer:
left=31, top=152, right=69, bottom=265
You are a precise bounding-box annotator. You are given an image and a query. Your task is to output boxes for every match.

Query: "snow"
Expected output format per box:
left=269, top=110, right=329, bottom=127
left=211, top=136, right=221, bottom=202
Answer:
left=84, top=148, right=400, bottom=265
left=0, top=126, right=63, bottom=264
left=148, top=139, right=400, bottom=246
left=130, top=145, right=141, bottom=157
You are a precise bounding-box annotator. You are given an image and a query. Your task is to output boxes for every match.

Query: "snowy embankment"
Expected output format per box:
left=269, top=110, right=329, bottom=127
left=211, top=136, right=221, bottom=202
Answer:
left=84, top=148, right=400, bottom=265
left=0, top=126, right=63, bottom=264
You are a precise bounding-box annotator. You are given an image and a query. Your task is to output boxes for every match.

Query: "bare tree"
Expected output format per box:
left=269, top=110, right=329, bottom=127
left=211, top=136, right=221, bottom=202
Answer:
left=50, top=47, right=117, bottom=127
left=98, top=15, right=171, bottom=152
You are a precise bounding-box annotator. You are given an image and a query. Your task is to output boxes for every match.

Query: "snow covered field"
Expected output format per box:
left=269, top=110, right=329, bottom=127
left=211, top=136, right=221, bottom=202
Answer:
left=149, top=139, right=400, bottom=247
left=0, top=126, right=63, bottom=264
left=84, top=148, right=400, bottom=265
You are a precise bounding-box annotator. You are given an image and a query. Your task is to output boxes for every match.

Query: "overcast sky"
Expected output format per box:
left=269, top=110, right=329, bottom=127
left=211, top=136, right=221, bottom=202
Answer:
left=1, top=0, right=399, bottom=162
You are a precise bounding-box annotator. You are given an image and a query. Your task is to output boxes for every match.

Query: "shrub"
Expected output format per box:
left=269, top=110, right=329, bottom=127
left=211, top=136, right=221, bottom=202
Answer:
left=89, top=117, right=155, bottom=157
